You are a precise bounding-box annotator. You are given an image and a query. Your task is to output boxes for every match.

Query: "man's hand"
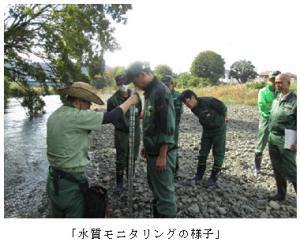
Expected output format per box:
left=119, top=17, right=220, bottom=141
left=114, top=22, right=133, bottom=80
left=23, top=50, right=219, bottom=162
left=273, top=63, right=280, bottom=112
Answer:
left=291, top=144, right=297, bottom=152
left=139, top=111, right=144, bottom=119
left=128, top=94, right=139, bottom=106
left=119, top=94, right=139, bottom=114
left=156, top=143, right=168, bottom=173
left=156, top=155, right=167, bottom=173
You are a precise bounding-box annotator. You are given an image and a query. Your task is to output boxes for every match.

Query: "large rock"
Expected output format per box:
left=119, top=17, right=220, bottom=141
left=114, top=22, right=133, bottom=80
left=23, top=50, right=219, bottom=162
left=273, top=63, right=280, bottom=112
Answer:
left=188, top=204, right=200, bottom=214
left=217, top=207, right=227, bottom=215
left=269, top=201, right=281, bottom=210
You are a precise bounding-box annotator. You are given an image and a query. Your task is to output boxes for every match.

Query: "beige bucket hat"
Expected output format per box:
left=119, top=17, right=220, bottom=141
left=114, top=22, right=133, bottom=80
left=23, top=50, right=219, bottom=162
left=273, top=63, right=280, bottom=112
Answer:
left=59, top=82, right=104, bottom=105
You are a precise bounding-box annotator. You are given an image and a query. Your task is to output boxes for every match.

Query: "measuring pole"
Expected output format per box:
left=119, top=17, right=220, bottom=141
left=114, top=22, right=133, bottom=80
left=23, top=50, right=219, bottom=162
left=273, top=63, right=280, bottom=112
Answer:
left=128, top=89, right=136, bottom=217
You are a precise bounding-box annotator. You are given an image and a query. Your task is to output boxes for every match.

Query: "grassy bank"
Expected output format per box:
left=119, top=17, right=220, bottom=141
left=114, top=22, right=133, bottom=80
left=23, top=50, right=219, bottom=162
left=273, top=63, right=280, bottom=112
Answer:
left=178, top=82, right=297, bottom=106
left=179, top=84, right=258, bottom=106
left=8, top=81, right=297, bottom=107
left=8, top=82, right=56, bottom=97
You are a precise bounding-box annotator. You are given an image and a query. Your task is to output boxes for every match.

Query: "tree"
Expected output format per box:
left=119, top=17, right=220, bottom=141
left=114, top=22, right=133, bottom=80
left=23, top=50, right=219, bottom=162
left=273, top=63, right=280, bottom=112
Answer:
left=4, top=4, right=131, bottom=118
left=174, top=72, right=191, bottom=88
left=153, top=64, right=173, bottom=79
left=99, top=66, right=126, bottom=88
left=229, top=60, right=258, bottom=83
left=190, top=50, right=225, bottom=84
left=174, top=72, right=211, bottom=88
left=4, top=78, right=10, bottom=108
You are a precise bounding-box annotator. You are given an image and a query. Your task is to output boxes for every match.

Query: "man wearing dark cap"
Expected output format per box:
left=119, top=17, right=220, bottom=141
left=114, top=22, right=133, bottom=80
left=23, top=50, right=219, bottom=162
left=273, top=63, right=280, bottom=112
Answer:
left=125, top=61, right=177, bottom=218
left=107, top=74, right=142, bottom=193
left=161, top=75, right=183, bottom=175
left=254, top=70, right=281, bottom=176
left=179, top=90, right=228, bottom=188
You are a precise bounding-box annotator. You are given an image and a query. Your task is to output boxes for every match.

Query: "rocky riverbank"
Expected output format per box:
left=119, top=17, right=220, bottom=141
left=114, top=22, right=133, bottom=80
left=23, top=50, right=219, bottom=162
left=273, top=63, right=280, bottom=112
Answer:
left=86, top=104, right=297, bottom=218
left=4, top=102, right=296, bottom=218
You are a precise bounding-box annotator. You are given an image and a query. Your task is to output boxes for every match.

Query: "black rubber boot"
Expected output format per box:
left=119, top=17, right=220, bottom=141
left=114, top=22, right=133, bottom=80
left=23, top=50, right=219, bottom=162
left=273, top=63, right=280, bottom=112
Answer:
left=206, top=165, right=221, bottom=188
left=192, top=162, right=206, bottom=183
left=253, top=153, right=262, bottom=176
left=269, top=176, right=287, bottom=202
left=175, top=159, right=179, bottom=177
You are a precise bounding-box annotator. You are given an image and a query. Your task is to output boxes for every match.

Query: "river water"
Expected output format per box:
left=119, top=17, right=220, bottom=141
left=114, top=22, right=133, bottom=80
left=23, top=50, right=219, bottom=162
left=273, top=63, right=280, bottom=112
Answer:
left=4, top=95, right=62, bottom=218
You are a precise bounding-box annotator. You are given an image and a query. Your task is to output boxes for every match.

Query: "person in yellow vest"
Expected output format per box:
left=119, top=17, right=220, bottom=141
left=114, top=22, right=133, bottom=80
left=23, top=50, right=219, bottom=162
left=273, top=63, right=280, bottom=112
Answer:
left=46, top=81, right=139, bottom=217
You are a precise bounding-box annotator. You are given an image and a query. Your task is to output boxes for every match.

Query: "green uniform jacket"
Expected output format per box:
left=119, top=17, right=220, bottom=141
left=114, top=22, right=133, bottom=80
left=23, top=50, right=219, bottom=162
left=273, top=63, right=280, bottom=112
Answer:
left=107, top=89, right=141, bottom=155
left=191, top=97, right=227, bottom=135
left=143, top=78, right=176, bottom=156
left=171, top=89, right=183, bottom=128
left=269, top=92, right=297, bottom=137
left=47, top=103, right=104, bottom=173
left=258, top=84, right=277, bottom=120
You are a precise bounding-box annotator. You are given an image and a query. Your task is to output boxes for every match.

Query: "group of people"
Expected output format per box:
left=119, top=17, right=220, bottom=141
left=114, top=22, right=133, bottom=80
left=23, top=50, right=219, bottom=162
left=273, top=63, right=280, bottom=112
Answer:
left=254, top=71, right=297, bottom=201
left=46, top=62, right=297, bottom=218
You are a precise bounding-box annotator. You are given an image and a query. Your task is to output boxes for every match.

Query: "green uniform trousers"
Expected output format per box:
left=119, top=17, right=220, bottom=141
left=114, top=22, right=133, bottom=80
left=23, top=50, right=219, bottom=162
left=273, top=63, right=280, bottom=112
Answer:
left=198, top=127, right=226, bottom=168
left=47, top=171, right=86, bottom=218
left=255, top=117, right=270, bottom=154
left=146, top=149, right=177, bottom=217
left=174, top=126, right=180, bottom=165
left=269, top=133, right=297, bottom=185
left=115, top=130, right=140, bottom=173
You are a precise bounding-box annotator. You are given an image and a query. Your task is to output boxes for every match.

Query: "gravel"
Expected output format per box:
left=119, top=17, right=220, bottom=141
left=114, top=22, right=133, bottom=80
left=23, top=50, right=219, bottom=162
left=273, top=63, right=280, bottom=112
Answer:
left=85, top=104, right=297, bottom=218
left=5, top=103, right=296, bottom=218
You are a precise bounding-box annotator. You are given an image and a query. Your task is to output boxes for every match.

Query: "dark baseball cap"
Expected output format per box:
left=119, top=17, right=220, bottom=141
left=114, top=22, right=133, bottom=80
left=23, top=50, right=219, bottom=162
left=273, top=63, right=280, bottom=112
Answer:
left=269, top=70, right=281, bottom=79
left=161, top=75, right=173, bottom=85
left=124, top=61, right=151, bottom=84
left=115, top=74, right=126, bottom=86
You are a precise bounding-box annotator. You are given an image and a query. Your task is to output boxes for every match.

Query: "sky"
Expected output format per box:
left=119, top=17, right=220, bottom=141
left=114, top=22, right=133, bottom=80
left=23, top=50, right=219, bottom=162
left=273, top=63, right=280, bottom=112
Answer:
left=105, top=0, right=299, bottom=75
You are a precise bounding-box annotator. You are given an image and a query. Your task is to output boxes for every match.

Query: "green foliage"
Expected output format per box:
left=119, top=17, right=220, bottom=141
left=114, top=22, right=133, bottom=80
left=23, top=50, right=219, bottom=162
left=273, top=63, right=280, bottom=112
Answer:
left=190, top=50, right=225, bottom=84
left=153, top=64, right=173, bottom=79
left=7, top=82, right=55, bottom=97
left=175, top=72, right=213, bottom=88
left=229, top=60, right=257, bottom=83
left=174, top=72, right=190, bottom=88
left=4, top=4, right=131, bottom=117
left=98, top=66, right=126, bottom=88
left=4, top=78, right=10, bottom=108
left=21, top=89, right=46, bottom=119
left=290, top=82, right=297, bottom=93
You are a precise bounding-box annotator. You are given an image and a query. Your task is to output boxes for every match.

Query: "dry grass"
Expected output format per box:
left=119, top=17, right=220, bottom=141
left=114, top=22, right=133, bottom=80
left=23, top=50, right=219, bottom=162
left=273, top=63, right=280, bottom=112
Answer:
left=95, top=82, right=297, bottom=107
left=96, top=83, right=259, bottom=106
left=178, top=83, right=259, bottom=106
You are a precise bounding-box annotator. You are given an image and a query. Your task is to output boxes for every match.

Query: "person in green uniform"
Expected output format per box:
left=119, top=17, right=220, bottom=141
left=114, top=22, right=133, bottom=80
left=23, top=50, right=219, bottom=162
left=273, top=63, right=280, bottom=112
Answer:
left=179, top=90, right=228, bottom=188
left=268, top=73, right=297, bottom=201
left=47, top=81, right=139, bottom=218
left=254, top=71, right=281, bottom=176
left=125, top=61, right=177, bottom=218
left=161, top=75, right=183, bottom=175
left=107, top=74, right=142, bottom=193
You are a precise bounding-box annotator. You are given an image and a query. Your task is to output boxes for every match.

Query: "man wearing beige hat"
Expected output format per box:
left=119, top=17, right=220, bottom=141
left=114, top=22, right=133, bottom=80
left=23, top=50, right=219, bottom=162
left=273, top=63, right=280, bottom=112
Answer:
left=46, top=81, right=138, bottom=218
